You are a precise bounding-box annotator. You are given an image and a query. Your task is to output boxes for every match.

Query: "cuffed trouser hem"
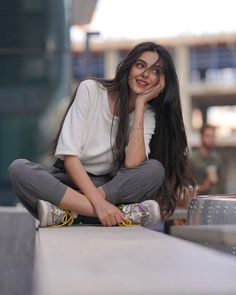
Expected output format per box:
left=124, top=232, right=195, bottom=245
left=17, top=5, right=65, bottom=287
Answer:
left=50, top=181, right=68, bottom=205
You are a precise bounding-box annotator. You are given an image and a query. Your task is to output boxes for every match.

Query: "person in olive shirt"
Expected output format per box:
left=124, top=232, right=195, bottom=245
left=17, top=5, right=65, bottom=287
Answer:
left=191, top=124, right=225, bottom=195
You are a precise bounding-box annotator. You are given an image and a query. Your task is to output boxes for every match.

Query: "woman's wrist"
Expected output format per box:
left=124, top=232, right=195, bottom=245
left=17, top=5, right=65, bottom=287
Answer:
left=133, top=101, right=145, bottom=129
left=135, top=97, right=146, bottom=108
left=92, top=196, right=108, bottom=209
left=132, top=127, right=144, bottom=130
left=87, top=191, right=104, bottom=204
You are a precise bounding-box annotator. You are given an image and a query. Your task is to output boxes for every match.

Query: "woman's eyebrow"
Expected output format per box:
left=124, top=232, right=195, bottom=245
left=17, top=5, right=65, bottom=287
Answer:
left=136, top=58, right=147, bottom=64
left=137, top=58, right=161, bottom=67
left=151, top=64, right=163, bottom=69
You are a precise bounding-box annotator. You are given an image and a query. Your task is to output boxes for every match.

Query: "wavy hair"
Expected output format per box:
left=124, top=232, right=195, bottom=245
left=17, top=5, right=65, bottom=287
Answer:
left=51, top=42, right=195, bottom=217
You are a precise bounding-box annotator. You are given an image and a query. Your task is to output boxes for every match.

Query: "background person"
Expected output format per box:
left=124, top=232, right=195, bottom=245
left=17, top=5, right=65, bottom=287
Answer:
left=191, top=124, right=225, bottom=195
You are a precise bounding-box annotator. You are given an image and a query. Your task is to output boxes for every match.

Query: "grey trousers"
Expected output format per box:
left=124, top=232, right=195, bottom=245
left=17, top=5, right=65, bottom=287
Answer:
left=8, top=159, right=165, bottom=220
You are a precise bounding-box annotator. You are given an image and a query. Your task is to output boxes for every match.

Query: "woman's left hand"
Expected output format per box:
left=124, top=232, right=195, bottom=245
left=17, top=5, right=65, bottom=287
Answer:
left=136, top=75, right=165, bottom=105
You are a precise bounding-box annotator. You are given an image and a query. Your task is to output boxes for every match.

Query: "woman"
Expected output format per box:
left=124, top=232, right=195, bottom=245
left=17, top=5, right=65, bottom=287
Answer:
left=8, top=42, right=195, bottom=228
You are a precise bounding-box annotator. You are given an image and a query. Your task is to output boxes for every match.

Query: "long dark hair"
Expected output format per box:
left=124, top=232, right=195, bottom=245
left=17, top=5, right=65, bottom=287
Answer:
left=51, top=42, right=195, bottom=217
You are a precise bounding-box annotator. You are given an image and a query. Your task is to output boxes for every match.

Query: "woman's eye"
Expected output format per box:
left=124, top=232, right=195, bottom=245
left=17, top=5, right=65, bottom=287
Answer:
left=153, top=67, right=163, bottom=76
left=136, top=63, right=144, bottom=68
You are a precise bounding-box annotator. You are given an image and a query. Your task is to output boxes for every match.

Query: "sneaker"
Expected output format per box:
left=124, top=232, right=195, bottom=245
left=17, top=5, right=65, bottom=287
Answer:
left=119, top=200, right=161, bottom=227
left=38, top=200, right=74, bottom=228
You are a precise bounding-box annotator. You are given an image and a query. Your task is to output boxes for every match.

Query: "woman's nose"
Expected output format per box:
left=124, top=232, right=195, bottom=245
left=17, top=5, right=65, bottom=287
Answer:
left=141, top=69, right=149, bottom=77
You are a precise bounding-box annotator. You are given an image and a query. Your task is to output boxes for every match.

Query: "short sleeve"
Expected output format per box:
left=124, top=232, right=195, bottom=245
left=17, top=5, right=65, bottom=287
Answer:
left=143, top=106, right=156, bottom=157
left=55, top=82, right=90, bottom=158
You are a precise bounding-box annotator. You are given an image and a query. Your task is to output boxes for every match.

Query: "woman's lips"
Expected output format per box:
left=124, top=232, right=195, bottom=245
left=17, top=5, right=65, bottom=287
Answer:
left=136, top=79, right=149, bottom=88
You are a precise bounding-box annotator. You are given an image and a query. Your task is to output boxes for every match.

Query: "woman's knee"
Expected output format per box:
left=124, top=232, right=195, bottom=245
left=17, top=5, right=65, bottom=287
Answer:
left=142, top=159, right=165, bottom=183
left=8, top=159, right=30, bottom=182
left=114, top=159, right=165, bottom=203
left=134, top=159, right=165, bottom=194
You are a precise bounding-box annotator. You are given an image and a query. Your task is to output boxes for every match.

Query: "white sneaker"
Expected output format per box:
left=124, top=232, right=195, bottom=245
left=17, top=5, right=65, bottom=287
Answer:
left=119, top=200, right=161, bottom=227
left=38, top=200, right=74, bottom=227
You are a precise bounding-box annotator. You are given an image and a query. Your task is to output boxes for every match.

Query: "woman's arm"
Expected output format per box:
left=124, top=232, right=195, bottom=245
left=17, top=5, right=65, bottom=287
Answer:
left=125, top=101, right=146, bottom=168
left=64, top=155, right=124, bottom=226
left=125, top=77, right=165, bottom=168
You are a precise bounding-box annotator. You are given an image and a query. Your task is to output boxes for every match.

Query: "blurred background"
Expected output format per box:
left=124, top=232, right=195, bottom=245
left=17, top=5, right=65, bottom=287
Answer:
left=1, top=0, right=236, bottom=205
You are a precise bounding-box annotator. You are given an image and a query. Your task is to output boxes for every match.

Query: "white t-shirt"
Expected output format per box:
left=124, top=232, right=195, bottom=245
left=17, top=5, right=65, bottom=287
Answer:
left=55, top=79, right=156, bottom=175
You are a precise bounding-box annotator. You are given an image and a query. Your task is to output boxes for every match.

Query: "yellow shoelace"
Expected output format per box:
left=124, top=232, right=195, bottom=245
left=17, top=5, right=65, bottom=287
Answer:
left=50, top=210, right=74, bottom=228
left=118, top=203, right=149, bottom=227
left=119, top=219, right=140, bottom=227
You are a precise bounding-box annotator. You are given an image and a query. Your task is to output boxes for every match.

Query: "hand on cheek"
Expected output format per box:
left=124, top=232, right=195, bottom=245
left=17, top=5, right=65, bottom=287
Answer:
left=137, top=75, right=165, bottom=104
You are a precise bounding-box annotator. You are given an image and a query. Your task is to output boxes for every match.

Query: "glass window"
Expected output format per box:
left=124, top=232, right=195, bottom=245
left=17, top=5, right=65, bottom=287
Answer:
left=190, top=43, right=236, bottom=83
left=73, top=51, right=104, bottom=79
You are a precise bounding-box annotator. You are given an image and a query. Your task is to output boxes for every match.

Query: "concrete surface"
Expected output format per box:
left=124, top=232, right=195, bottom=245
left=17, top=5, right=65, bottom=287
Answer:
left=171, top=224, right=236, bottom=246
left=168, top=208, right=187, bottom=220
left=0, top=207, right=35, bottom=295
left=33, top=226, right=236, bottom=295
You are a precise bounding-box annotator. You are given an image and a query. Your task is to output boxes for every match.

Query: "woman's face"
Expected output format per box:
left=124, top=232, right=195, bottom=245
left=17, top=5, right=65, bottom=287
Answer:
left=128, top=50, right=163, bottom=96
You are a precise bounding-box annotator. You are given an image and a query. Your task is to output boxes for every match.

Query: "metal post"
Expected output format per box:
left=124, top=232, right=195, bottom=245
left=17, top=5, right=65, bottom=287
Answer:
left=84, top=31, right=100, bottom=77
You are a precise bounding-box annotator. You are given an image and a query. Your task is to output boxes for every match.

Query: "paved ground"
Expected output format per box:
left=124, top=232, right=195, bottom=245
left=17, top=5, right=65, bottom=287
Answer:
left=33, top=226, right=236, bottom=295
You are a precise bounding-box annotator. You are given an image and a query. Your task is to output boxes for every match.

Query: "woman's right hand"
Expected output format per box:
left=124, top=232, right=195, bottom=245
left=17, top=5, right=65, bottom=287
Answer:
left=93, top=199, right=124, bottom=227
left=136, top=75, right=165, bottom=106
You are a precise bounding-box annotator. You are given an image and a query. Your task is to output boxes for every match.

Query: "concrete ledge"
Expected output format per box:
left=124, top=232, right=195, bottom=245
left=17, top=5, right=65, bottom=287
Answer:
left=169, top=208, right=187, bottom=220
left=0, top=207, right=35, bottom=295
left=34, top=226, right=236, bottom=295
left=171, top=224, right=236, bottom=246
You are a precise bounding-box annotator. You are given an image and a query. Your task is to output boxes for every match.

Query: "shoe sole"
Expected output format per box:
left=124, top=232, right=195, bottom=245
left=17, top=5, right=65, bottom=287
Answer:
left=38, top=200, right=49, bottom=227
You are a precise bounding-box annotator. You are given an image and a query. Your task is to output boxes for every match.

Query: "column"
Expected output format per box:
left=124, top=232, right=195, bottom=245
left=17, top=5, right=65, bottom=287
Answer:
left=175, top=45, right=192, bottom=145
left=104, top=49, right=120, bottom=79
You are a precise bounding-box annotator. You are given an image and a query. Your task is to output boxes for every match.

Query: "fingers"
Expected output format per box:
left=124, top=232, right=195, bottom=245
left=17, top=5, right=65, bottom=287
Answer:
left=98, top=214, right=112, bottom=227
left=151, top=78, right=165, bottom=98
left=115, top=211, right=124, bottom=225
left=105, top=218, right=113, bottom=227
left=159, top=75, right=165, bottom=91
left=139, top=76, right=165, bottom=100
left=155, top=75, right=165, bottom=92
left=98, top=216, right=107, bottom=227
left=99, top=208, right=124, bottom=227
left=95, top=199, right=126, bottom=227
left=141, top=87, right=154, bottom=95
left=98, top=214, right=118, bottom=227
left=154, top=74, right=165, bottom=89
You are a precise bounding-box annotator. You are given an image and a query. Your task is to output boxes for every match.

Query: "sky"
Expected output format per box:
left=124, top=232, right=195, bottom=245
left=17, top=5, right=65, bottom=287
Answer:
left=71, top=0, right=236, bottom=42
